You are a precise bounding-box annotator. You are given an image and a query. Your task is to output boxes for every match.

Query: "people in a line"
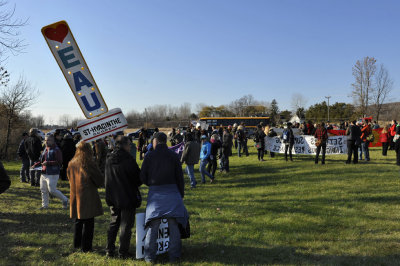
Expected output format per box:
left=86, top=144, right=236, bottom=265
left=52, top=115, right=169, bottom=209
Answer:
left=67, top=141, right=104, bottom=252
left=346, top=121, right=361, bottom=164
left=199, top=135, right=215, bottom=183
left=282, top=123, right=295, bottom=162
left=380, top=125, right=390, bottom=156
left=221, top=128, right=233, bottom=173
left=37, top=134, right=69, bottom=210
left=105, top=136, right=141, bottom=258
left=254, top=124, right=266, bottom=161
left=208, top=134, right=222, bottom=176
left=24, top=128, right=43, bottom=187
left=17, top=132, right=30, bottom=183
left=60, top=134, right=76, bottom=181
left=0, top=161, right=10, bottom=194
left=140, top=132, right=188, bottom=263
left=360, top=121, right=372, bottom=162
left=181, top=133, right=201, bottom=188
left=314, top=123, right=328, bottom=164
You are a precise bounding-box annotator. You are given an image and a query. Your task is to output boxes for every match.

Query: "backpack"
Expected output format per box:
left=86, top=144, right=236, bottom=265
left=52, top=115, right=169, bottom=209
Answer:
left=282, top=129, right=290, bottom=141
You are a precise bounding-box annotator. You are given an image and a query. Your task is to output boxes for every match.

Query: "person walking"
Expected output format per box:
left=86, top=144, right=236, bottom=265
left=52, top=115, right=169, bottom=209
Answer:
left=360, top=121, right=372, bottom=161
left=0, top=161, right=11, bottom=194
left=181, top=133, right=201, bottom=188
left=380, top=125, right=390, bottom=156
left=254, top=124, right=266, bottom=161
left=24, top=128, right=43, bottom=187
left=105, top=136, right=141, bottom=258
left=207, top=134, right=222, bottom=176
left=37, top=135, right=69, bottom=210
left=140, top=132, right=188, bottom=263
left=282, top=123, right=295, bottom=162
left=199, top=135, right=215, bottom=183
left=67, top=141, right=104, bottom=252
left=17, top=132, right=30, bottom=183
left=314, top=123, right=328, bottom=164
left=60, top=134, right=76, bottom=181
left=346, top=121, right=362, bottom=164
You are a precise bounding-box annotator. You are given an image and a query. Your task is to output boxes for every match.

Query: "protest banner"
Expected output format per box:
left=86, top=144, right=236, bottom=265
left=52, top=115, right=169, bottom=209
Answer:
left=77, top=108, right=128, bottom=142
left=42, top=20, right=108, bottom=118
left=328, top=129, right=383, bottom=147
left=265, top=135, right=347, bottom=155
left=136, top=213, right=170, bottom=259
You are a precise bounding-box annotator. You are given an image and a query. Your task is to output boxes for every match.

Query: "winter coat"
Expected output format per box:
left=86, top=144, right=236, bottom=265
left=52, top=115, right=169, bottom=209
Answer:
left=181, top=141, right=201, bottom=165
left=40, top=146, right=63, bottom=175
left=94, top=140, right=107, bottom=173
left=222, top=132, right=233, bottom=156
left=60, top=139, right=76, bottom=167
left=254, top=129, right=266, bottom=149
left=390, top=124, right=397, bottom=137
left=67, top=158, right=104, bottom=219
left=200, top=142, right=212, bottom=160
left=361, top=125, right=372, bottom=141
left=346, top=125, right=362, bottom=142
left=105, top=148, right=141, bottom=209
left=0, top=161, right=10, bottom=194
left=380, top=132, right=389, bottom=143
left=17, top=139, right=28, bottom=159
left=210, top=140, right=222, bottom=157
left=140, top=143, right=184, bottom=198
left=24, top=135, right=43, bottom=161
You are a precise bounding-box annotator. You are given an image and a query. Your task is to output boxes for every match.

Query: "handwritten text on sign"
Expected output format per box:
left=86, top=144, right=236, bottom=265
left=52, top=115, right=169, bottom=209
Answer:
left=41, top=21, right=108, bottom=118
left=77, top=108, right=128, bottom=143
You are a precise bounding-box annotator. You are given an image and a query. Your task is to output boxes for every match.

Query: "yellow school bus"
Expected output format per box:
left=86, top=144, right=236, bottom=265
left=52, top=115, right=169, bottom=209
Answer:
left=199, top=117, right=270, bottom=128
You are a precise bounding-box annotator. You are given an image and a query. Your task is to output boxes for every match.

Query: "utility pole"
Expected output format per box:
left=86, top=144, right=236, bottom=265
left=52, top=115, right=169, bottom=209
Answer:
left=325, top=96, right=331, bottom=122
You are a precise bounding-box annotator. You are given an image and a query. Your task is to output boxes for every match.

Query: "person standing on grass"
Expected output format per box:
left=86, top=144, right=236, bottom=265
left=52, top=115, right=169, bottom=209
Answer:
left=380, top=125, right=390, bottom=156
left=389, top=120, right=397, bottom=150
left=208, top=134, right=222, bottom=177
left=94, top=138, right=108, bottom=174
left=0, top=161, right=10, bottom=194
left=105, top=136, right=141, bottom=258
left=60, top=134, right=76, bottom=181
left=67, top=141, right=104, bottom=253
left=181, top=133, right=201, bottom=188
left=36, top=135, right=69, bottom=210
left=17, top=132, right=30, bottom=183
left=360, top=121, right=372, bottom=162
left=267, top=127, right=278, bottom=158
left=254, top=124, right=266, bottom=161
left=237, top=125, right=248, bottom=157
left=282, top=122, right=295, bottom=162
left=395, top=125, right=400, bottom=166
left=314, top=123, right=328, bottom=165
left=346, top=121, right=361, bottom=164
left=24, top=128, right=43, bottom=187
left=199, top=135, right=215, bottom=183
left=140, top=132, right=188, bottom=263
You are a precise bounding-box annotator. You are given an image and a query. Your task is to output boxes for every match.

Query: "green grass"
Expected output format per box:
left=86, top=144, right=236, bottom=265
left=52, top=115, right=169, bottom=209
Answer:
left=0, top=143, right=399, bottom=265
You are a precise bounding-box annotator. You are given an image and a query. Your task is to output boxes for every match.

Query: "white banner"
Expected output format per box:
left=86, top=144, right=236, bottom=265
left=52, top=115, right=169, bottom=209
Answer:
left=77, top=108, right=128, bottom=143
left=265, top=135, right=347, bottom=155
left=136, top=213, right=170, bottom=259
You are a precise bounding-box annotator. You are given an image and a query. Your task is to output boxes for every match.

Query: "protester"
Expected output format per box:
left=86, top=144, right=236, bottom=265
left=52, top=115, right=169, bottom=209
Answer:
left=282, top=123, right=295, bottom=162
left=0, top=161, right=11, bottom=194
left=94, top=139, right=107, bottom=174
left=314, top=123, right=328, bottom=164
left=306, top=120, right=314, bottom=135
left=105, top=136, right=141, bottom=258
left=24, top=128, right=43, bottom=187
left=389, top=120, right=397, bottom=150
left=346, top=121, right=361, bottom=164
left=140, top=132, right=187, bottom=263
left=181, top=133, right=201, bottom=188
left=208, top=134, right=222, bottom=176
left=54, top=130, right=63, bottom=148
left=232, top=123, right=238, bottom=149
left=171, top=128, right=184, bottom=146
left=17, top=132, right=30, bottom=183
left=138, top=130, right=147, bottom=160
left=67, top=141, right=104, bottom=252
left=221, top=128, right=233, bottom=173
left=37, top=135, right=69, bottom=210
left=254, top=124, right=266, bottom=161
left=267, top=127, right=278, bottom=158
left=360, top=121, right=372, bottom=162
left=199, top=135, right=215, bottom=183
left=60, top=134, right=76, bottom=181
left=380, top=125, right=390, bottom=156
left=237, top=125, right=248, bottom=157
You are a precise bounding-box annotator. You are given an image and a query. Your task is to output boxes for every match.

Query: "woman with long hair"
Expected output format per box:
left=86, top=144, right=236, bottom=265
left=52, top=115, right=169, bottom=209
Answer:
left=67, top=141, right=104, bottom=252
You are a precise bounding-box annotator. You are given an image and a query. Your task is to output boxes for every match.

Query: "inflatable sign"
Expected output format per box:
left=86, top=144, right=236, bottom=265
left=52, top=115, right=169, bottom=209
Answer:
left=42, top=21, right=108, bottom=118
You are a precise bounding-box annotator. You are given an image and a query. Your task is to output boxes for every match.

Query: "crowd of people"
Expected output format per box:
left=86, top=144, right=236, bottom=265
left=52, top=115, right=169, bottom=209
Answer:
left=0, top=118, right=399, bottom=263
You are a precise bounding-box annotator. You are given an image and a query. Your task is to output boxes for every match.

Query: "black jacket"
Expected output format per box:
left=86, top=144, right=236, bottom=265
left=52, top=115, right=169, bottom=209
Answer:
left=105, top=148, right=141, bottom=209
left=346, top=125, right=362, bottom=141
left=254, top=129, right=266, bottom=147
left=17, top=139, right=28, bottom=159
left=0, top=161, right=10, bottom=194
left=24, top=136, right=43, bottom=161
left=210, top=140, right=222, bottom=157
left=222, top=132, right=233, bottom=156
left=140, top=143, right=184, bottom=198
left=60, top=138, right=76, bottom=166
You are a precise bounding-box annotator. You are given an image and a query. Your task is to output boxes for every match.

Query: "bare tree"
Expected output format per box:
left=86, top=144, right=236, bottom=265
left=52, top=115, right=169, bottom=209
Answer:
left=291, top=93, right=307, bottom=115
left=0, top=75, right=38, bottom=157
left=58, top=114, right=71, bottom=127
left=351, top=56, right=376, bottom=116
left=373, top=64, right=393, bottom=121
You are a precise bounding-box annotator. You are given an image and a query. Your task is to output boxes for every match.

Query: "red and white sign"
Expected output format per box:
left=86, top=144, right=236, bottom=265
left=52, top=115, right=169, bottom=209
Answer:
left=77, top=108, right=128, bottom=143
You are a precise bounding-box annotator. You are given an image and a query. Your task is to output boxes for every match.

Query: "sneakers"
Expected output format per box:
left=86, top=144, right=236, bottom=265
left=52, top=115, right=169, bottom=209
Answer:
left=62, top=199, right=69, bottom=209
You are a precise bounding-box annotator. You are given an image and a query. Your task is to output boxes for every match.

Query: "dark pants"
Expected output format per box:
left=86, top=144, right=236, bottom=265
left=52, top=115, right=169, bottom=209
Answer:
left=284, top=143, right=293, bottom=161
left=74, top=218, right=94, bottom=252
left=315, top=144, right=326, bottom=164
left=207, top=157, right=217, bottom=177
left=60, top=165, right=68, bottom=181
left=220, top=154, right=230, bottom=172
left=270, top=151, right=275, bottom=157
left=29, top=159, right=41, bottom=186
left=20, top=157, right=30, bottom=182
left=257, top=148, right=264, bottom=160
left=346, top=140, right=358, bottom=164
left=382, top=142, right=389, bottom=156
left=106, top=207, right=135, bottom=256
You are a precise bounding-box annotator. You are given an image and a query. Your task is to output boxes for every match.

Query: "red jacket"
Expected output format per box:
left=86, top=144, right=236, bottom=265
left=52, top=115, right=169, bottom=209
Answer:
left=360, top=125, right=372, bottom=141
left=379, top=132, right=389, bottom=143
left=390, top=124, right=397, bottom=137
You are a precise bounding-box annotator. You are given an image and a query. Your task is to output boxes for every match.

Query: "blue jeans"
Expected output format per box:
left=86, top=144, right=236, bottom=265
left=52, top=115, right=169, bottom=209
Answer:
left=199, top=159, right=213, bottom=183
left=20, top=157, right=30, bottom=182
left=144, top=218, right=181, bottom=262
left=361, top=141, right=370, bottom=161
left=29, top=159, right=41, bottom=186
left=185, top=165, right=197, bottom=187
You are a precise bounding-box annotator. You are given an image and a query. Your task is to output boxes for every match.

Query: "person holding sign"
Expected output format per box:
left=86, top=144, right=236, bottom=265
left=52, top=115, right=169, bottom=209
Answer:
left=140, top=132, right=188, bottom=263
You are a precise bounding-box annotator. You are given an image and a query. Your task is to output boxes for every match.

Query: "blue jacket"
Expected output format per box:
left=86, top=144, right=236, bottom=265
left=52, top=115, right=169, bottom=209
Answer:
left=40, top=146, right=62, bottom=175
left=200, top=141, right=211, bottom=160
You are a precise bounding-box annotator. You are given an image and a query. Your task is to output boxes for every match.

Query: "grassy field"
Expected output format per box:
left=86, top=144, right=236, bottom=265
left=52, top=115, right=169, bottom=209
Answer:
left=0, top=143, right=399, bottom=265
